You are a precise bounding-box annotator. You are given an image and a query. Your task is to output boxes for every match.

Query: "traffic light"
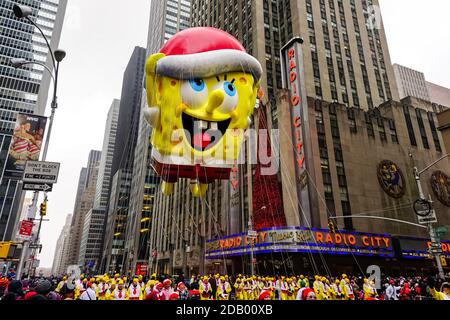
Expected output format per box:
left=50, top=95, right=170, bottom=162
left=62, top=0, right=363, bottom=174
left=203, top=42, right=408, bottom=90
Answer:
left=40, top=200, right=47, bottom=217
left=0, top=242, right=17, bottom=260
left=328, top=219, right=336, bottom=234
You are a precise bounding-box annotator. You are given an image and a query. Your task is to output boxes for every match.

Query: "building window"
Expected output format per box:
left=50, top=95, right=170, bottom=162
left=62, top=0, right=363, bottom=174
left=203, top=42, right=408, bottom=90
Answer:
left=427, top=112, right=442, bottom=152
left=415, top=109, right=429, bottom=149
left=403, top=105, right=417, bottom=146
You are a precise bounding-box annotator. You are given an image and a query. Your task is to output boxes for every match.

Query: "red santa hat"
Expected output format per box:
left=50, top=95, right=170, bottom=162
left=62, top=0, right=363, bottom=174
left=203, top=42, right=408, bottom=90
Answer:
left=155, top=27, right=262, bottom=81
left=301, top=288, right=315, bottom=301
left=163, top=279, right=172, bottom=286
left=170, top=292, right=179, bottom=300
left=258, top=290, right=271, bottom=300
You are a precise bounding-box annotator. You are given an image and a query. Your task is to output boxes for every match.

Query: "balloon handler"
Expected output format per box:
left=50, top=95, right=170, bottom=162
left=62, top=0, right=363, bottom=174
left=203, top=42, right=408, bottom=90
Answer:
left=145, top=27, right=262, bottom=197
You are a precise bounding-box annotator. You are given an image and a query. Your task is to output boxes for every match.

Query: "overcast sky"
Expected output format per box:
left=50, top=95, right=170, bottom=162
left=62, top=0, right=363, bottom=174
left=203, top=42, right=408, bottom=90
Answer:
left=37, top=0, right=450, bottom=269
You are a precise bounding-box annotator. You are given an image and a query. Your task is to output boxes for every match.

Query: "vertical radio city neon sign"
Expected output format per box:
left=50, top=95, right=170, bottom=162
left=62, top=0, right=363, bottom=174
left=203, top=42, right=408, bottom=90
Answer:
left=281, top=37, right=313, bottom=226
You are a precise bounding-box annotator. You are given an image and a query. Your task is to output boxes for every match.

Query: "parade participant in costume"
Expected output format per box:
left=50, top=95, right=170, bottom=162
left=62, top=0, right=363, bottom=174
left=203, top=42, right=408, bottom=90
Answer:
left=216, top=276, right=230, bottom=300
left=279, top=276, right=289, bottom=300
left=144, top=280, right=156, bottom=299
left=285, top=278, right=296, bottom=301
left=56, top=276, right=67, bottom=293
left=297, top=288, right=317, bottom=301
left=343, top=277, right=355, bottom=300
left=74, top=274, right=85, bottom=299
left=313, top=276, right=326, bottom=300
left=199, top=276, right=213, bottom=300
left=324, top=278, right=334, bottom=300
left=332, top=279, right=342, bottom=300
left=161, top=279, right=173, bottom=300
left=147, top=282, right=164, bottom=300
left=128, top=278, right=142, bottom=301
left=105, top=281, right=116, bottom=300
left=113, top=280, right=128, bottom=300
left=385, top=280, right=400, bottom=300
left=258, top=290, right=272, bottom=301
left=297, top=275, right=308, bottom=289
left=363, top=278, right=378, bottom=300
left=428, top=278, right=450, bottom=301
left=170, top=292, right=179, bottom=300
left=178, top=282, right=190, bottom=300
left=80, top=282, right=97, bottom=301
left=138, top=275, right=145, bottom=298
left=234, top=278, right=245, bottom=300
left=244, top=278, right=255, bottom=300
left=97, top=277, right=108, bottom=301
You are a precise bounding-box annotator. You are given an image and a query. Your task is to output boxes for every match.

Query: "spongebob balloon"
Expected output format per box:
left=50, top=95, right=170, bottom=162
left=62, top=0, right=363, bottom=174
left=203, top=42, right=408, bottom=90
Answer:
left=145, top=27, right=262, bottom=197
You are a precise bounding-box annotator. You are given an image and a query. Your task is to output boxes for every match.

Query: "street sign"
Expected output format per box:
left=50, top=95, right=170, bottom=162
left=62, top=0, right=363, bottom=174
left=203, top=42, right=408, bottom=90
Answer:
left=23, top=183, right=53, bottom=192
left=23, top=161, right=60, bottom=184
left=18, top=220, right=34, bottom=240
left=418, top=210, right=437, bottom=225
left=29, top=244, right=42, bottom=250
left=248, top=230, right=258, bottom=238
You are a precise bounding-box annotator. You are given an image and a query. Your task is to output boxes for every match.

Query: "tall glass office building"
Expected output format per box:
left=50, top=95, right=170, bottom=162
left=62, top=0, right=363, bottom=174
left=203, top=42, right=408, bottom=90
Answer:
left=0, top=0, right=67, bottom=240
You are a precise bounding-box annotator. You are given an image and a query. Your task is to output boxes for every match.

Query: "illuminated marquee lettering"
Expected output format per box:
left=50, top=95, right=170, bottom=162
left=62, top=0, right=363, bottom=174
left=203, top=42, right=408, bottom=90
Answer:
left=287, top=47, right=305, bottom=174
left=207, top=228, right=393, bottom=258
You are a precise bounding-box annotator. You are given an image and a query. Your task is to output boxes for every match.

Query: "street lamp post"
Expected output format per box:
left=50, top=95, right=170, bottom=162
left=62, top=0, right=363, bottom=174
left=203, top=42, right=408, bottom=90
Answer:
left=414, top=154, right=450, bottom=280
left=12, top=4, right=66, bottom=280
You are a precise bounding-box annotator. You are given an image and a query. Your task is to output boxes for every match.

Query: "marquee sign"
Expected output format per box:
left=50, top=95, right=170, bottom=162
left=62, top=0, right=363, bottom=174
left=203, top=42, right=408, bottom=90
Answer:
left=206, top=227, right=394, bottom=259
left=397, top=236, right=450, bottom=259
left=281, top=37, right=312, bottom=225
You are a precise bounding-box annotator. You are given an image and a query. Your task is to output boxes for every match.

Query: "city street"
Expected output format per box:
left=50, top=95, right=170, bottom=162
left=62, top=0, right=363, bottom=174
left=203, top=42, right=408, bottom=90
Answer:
left=1, top=0, right=450, bottom=307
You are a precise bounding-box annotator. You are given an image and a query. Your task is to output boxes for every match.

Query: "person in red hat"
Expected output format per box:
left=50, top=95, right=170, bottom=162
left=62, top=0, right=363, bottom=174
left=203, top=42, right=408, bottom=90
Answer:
left=258, top=290, right=272, bottom=301
left=178, top=282, right=190, bottom=300
left=385, top=280, right=400, bottom=300
left=161, top=279, right=174, bottom=300
left=170, top=292, right=180, bottom=300
left=146, top=282, right=164, bottom=301
left=296, top=288, right=317, bottom=301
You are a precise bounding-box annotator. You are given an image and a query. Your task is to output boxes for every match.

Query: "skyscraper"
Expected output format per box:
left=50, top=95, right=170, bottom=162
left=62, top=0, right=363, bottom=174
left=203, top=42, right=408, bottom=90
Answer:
left=394, top=64, right=431, bottom=102
left=121, top=0, right=192, bottom=276
left=100, top=47, right=146, bottom=274
left=0, top=0, right=67, bottom=241
left=94, top=100, right=120, bottom=211
left=77, top=100, right=119, bottom=271
left=66, top=151, right=101, bottom=267
left=51, top=214, right=72, bottom=276
left=393, top=63, right=450, bottom=112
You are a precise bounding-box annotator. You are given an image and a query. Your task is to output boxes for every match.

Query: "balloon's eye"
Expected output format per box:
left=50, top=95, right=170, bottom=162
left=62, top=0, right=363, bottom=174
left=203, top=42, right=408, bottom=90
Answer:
left=224, top=82, right=236, bottom=97
left=190, top=79, right=206, bottom=92
left=213, top=81, right=239, bottom=114
left=181, top=79, right=209, bottom=109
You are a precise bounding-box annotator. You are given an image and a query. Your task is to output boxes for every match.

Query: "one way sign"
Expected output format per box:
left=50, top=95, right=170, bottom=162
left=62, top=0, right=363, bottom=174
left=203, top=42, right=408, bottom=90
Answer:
left=23, top=183, right=53, bottom=192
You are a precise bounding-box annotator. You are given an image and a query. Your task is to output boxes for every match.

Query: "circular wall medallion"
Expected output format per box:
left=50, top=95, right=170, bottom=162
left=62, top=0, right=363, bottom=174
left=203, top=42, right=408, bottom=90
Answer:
left=431, top=171, right=450, bottom=207
left=377, top=160, right=406, bottom=199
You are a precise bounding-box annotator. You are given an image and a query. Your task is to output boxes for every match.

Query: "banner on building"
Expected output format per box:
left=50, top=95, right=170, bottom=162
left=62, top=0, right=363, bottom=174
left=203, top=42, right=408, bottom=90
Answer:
left=206, top=227, right=394, bottom=259
left=280, top=38, right=313, bottom=226
left=5, top=114, right=47, bottom=179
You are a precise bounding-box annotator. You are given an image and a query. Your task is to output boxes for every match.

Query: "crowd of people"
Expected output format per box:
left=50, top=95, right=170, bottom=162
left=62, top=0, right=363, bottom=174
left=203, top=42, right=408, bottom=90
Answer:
left=0, top=272, right=449, bottom=301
